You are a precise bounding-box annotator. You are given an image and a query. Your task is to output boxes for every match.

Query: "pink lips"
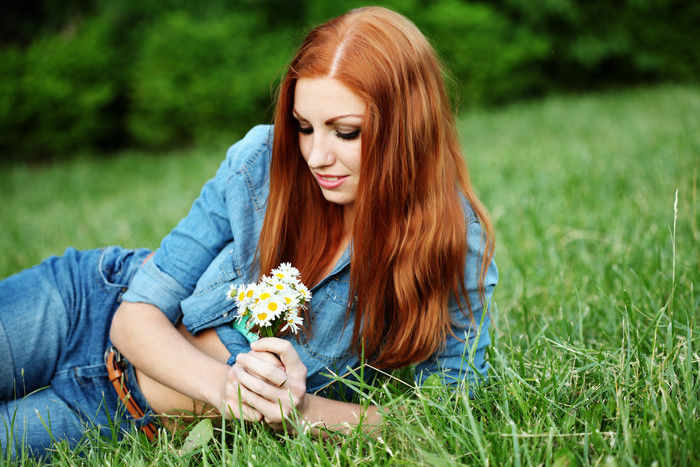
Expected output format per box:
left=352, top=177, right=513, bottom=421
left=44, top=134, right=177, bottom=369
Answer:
left=316, top=174, right=347, bottom=189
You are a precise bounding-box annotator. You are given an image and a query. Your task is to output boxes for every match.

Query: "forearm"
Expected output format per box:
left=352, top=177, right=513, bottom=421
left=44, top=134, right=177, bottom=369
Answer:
left=295, top=394, right=381, bottom=437
left=110, top=300, right=229, bottom=409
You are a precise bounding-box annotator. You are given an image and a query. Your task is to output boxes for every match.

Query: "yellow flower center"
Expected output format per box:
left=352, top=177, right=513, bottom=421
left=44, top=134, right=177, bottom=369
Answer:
left=275, top=284, right=284, bottom=290
left=285, top=297, right=292, bottom=304
left=257, top=312, right=267, bottom=321
left=246, top=290, right=255, bottom=297
left=238, top=291, right=245, bottom=301
left=267, top=302, right=278, bottom=312
left=260, top=292, right=271, bottom=300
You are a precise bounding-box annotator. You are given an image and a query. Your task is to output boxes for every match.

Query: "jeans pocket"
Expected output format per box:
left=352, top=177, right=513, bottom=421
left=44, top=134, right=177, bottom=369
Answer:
left=97, top=247, right=152, bottom=292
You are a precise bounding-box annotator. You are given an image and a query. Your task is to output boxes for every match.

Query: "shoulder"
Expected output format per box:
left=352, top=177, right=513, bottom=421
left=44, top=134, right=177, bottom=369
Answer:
left=224, top=124, right=274, bottom=173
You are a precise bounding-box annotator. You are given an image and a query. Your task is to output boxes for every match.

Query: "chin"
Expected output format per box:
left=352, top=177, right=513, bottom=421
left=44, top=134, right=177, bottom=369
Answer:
left=325, top=198, right=355, bottom=210
left=321, top=192, right=351, bottom=205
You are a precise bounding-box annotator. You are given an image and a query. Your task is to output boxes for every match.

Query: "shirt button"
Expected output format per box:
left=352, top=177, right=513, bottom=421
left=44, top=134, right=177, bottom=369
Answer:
left=222, top=312, right=229, bottom=317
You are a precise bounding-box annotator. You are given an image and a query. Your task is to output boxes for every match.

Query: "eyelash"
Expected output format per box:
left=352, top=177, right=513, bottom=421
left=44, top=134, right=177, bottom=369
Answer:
left=337, top=129, right=361, bottom=140
left=297, top=126, right=361, bottom=141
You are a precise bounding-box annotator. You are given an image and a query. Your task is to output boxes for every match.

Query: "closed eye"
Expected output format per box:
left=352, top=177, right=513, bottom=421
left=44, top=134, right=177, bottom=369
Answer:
left=336, top=129, right=360, bottom=140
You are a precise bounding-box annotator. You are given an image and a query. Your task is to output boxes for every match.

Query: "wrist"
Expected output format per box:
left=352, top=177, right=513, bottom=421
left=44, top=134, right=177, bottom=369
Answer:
left=209, top=363, right=235, bottom=412
left=297, top=392, right=313, bottom=419
left=291, top=393, right=322, bottom=434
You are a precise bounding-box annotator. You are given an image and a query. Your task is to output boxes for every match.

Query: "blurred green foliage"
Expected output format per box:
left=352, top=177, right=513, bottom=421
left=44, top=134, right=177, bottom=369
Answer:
left=419, top=0, right=550, bottom=104
left=0, top=17, right=120, bottom=158
left=0, top=0, right=697, bottom=161
left=128, top=11, right=290, bottom=147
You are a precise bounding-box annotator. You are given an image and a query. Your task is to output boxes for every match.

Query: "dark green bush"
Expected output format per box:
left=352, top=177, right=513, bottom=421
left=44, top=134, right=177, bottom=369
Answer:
left=0, top=18, right=118, bottom=161
left=0, top=0, right=698, bottom=161
left=489, top=0, right=700, bottom=91
left=0, top=46, right=24, bottom=156
left=417, top=0, right=550, bottom=105
left=127, top=11, right=293, bottom=148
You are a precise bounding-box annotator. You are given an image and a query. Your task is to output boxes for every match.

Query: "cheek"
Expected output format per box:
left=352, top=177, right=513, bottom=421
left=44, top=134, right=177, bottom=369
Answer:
left=298, top=136, right=311, bottom=163
left=348, top=144, right=362, bottom=173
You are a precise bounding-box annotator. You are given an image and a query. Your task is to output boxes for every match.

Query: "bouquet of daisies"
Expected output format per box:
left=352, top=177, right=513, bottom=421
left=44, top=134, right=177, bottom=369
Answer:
left=226, top=262, right=311, bottom=342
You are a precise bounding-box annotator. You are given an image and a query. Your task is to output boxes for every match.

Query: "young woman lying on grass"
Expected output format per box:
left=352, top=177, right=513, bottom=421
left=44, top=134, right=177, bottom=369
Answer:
left=0, top=6, right=497, bottom=458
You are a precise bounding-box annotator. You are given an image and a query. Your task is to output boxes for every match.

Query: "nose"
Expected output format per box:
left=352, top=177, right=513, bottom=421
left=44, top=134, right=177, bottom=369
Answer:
left=305, top=133, right=334, bottom=169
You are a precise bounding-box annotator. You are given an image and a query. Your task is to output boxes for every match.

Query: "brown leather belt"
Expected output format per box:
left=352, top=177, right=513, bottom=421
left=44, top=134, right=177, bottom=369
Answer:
left=104, top=347, right=157, bottom=441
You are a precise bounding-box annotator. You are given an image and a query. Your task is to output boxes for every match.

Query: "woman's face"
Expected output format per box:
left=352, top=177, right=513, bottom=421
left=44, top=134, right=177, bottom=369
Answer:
left=293, top=77, right=365, bottom=212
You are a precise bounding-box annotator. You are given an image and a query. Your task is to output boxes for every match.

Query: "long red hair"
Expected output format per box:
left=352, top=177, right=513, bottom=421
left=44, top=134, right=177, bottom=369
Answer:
left=258, top=7, right=495, bottom=369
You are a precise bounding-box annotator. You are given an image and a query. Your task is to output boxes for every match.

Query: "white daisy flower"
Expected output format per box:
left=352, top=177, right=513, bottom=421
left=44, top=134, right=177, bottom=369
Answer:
left=267, top=276, right=289, bottom=294
left=251, top=302, right=274, bottom=327
left=233, top=284, right=255, bottom=316
left=228, top=262, right=309, bottom=341
left=273, top=262, right=300, bottom=282
left=260, top=295, right=286, bottom=321
left=281, top=310, right=304, bottom=334
left=225, top=284, right=237, bottom=301
left=280, top=288, right=300, bottom=309
left=255, top=284, right=277, bottom=304
left=233, top=284, right=253, bottom=305
left=296, top=282, right=312, bottom=303
left=260, top=274, right=274, bottom=287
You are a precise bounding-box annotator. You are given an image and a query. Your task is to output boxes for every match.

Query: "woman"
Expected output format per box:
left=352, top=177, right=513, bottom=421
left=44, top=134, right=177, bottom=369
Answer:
left=0, top=6, right=497, bottom=457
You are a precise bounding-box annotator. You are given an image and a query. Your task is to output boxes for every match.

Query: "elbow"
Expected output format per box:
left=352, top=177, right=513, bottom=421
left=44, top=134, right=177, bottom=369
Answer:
left=109, top=301, right=132, bottom=349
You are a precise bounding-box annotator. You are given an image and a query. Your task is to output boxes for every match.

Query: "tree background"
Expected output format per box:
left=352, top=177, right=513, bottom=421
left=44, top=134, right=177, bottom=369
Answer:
left=1, top=0, right=697, bottom=162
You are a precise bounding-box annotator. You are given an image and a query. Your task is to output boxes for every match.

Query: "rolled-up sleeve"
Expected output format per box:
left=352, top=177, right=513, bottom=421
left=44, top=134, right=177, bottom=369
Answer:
left=414, top=218, right=498, bottom=390
left=121, top=258, right=190, bottom=323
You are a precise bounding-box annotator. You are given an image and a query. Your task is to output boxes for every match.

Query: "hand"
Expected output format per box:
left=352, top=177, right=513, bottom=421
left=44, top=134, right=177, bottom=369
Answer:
left=232, top=338, right=308, bottom=426
left=220, top=347, right=286, bottom=422
left=220, top=364, right=263, bottom=422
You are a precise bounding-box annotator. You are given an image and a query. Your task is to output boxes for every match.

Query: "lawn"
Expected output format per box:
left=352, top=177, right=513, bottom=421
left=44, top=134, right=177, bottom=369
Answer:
left=1, top=85, right=698, bottom=465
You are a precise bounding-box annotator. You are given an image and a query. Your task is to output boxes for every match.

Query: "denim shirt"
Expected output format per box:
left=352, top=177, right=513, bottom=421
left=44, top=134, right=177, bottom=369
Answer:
left=123, top=125, right=498, bottom=395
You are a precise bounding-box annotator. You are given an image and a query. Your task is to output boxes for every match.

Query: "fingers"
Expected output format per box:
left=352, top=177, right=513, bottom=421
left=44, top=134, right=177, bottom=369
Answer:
left=232, top=365, right=291, bottom=421
left=250, top=338, right=305, bottom=376
left=234, top=338, right=309, bottom=425
left=248, top=349, right=285, bottom=370
left=236, top=352, right=287, bottom=387
left=221, top=398, right=262, bottom=422
left=222, top=366, right=263, bottom=422
left=233, top=364, right=285, bottom=401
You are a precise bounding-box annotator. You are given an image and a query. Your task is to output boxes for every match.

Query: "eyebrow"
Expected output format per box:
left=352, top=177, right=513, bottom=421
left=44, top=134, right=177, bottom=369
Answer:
left=292, top=110, right=364, bottom=125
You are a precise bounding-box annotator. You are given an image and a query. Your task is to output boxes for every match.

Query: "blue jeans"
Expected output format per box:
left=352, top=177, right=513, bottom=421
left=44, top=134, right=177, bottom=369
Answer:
left=0, top=246, right=158, bottom=458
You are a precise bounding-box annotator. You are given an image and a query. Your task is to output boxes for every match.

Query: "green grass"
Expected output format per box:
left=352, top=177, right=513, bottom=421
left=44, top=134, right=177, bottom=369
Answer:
left=1, top=85, right=698, bottom=465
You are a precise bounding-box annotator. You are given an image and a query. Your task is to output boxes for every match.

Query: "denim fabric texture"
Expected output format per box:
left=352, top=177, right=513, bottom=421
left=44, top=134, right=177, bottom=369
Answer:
left=0, top=247, right=156, bottom=458
left=124, top=125, right=498, bottom=395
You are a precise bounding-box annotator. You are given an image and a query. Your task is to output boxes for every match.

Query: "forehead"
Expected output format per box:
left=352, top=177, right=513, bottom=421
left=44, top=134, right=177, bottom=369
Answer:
left=293, top=77, right=366, bottom=118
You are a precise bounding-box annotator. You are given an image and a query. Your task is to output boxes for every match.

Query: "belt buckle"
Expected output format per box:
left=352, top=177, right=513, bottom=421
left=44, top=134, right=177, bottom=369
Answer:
left=104, top=345, right=124, bottom=368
